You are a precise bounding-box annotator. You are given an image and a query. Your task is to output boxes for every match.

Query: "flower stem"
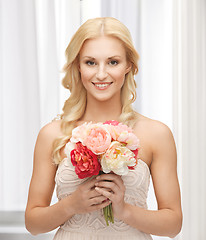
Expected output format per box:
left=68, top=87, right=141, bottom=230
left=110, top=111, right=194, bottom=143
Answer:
left=103, top=203, right=114, bottom=226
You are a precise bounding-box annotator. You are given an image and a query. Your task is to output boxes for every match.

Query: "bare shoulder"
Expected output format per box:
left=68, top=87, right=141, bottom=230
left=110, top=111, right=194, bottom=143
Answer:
left=133, top=113, right=176, bottom=164
left=31, top=120, right=63, bottom=171
left=37, top=120, right=63, bottom=142
left=34, top=120, right=64, bottom=161
left=134, top=113, right=174, bottom=141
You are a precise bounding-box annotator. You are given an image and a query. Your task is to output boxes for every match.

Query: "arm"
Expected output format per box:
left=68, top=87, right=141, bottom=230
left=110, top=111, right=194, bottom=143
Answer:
left=25, top=121, right=73, bottom=235
left=25, top=121, right=110, bottom=235
left=95, top=122, right=182, bottom=238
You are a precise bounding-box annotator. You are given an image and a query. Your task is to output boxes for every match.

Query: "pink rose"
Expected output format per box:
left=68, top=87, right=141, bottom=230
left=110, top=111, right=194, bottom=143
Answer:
left=83, top=124, right=112, bottom=154
left=104, top=122, right=133, bottom=141
left=70, top=142, right=101, bottom=179
left=103, top=120, right=120, bottom=126
left=114, top=123, right=133, bottom=135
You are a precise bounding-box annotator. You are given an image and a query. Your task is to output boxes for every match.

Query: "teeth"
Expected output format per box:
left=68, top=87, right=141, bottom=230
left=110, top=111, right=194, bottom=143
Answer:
left=94, top=83, right=110, bottom=88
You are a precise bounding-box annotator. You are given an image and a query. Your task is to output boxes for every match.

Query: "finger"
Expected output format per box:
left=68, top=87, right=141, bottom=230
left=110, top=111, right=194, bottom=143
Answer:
left=95, top=187, right=114, bottom=201
left=95, top=181, right=119, bottom=194
left=90, top=198, right=112, bottom=211
left=81, top=176, right=99, bottom=189
left=96, top=173, right=122, bottom=183
left=89, top=195, right=109, bottom=206
left=88, top=188, right=105, bottom=198
left=96, top=174, right=125, bottom=191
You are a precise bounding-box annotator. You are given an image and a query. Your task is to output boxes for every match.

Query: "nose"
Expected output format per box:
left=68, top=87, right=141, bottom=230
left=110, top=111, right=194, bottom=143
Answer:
left=96, top=64, right=108, bottom=80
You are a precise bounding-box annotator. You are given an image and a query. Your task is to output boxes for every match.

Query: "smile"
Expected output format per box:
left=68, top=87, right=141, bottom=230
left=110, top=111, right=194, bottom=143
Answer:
left=92, top=82, right=113, bottom=90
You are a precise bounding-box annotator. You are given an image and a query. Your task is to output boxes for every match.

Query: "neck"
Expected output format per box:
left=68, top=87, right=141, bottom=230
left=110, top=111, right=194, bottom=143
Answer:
left=81, top=96, right=122, bottom=123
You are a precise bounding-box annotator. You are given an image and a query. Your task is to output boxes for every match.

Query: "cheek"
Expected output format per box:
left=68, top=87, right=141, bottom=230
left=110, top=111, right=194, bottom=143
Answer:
left=111, top=69, right=127, bottom=83
left=79, top=67, right=94, bottom=84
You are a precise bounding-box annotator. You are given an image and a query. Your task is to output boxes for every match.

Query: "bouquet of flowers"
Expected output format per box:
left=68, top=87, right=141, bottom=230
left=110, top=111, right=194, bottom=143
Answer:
left=65, top=120, right=139, bottom=225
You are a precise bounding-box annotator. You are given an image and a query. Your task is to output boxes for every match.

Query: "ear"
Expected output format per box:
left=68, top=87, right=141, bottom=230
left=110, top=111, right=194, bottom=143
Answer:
left=76, top=55, right=81, bottom=72
left=78, top=62, right=81, bottom=72
left=125, top=62, right=132, bottom=74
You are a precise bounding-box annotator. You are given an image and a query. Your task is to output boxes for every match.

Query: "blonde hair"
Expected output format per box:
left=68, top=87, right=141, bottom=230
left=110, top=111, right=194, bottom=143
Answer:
left=53, top=17, right=139, bottom=164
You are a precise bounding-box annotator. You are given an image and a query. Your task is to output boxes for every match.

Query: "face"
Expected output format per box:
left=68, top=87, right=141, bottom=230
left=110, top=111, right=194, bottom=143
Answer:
left=79, top=36, right=131, bottom=102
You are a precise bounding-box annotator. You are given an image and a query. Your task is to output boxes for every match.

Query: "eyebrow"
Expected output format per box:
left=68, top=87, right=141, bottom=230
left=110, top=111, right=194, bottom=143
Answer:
left=82, top=55, right=121, bottom=59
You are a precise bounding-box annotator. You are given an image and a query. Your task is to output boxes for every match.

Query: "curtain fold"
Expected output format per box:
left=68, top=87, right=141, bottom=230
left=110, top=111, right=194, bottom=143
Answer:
left=35, top=0, right=59, bottom=126
left=54, top=0, right=81, bottom=109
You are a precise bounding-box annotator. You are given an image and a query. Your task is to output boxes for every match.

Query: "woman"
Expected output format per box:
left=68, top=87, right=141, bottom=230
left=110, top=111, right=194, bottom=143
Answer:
left=25, top=17, right=182, bottom=239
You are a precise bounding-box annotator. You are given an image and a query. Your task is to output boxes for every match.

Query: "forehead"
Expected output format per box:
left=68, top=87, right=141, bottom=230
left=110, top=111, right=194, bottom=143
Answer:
left=79, top=36, right=126, bottom=58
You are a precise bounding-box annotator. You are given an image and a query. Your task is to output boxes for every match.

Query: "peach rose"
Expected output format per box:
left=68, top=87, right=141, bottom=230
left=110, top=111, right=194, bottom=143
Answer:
left=70, top=122, right=89, bottom=143
left=83, top=124, right=112, bottom=155
left=117, top=131, right=140, bottom=150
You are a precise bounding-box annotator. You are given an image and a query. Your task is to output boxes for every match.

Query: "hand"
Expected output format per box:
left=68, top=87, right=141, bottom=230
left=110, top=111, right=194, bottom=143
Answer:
left=94, top=173, right=126, bottom=220
left=69, top=177, right=111, bottom=215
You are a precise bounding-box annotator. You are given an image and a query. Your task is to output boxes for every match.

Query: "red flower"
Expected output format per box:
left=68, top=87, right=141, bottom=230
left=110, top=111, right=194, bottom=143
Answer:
left=132, top=148, right=139, bottom=159
left=70, top=142, right=101, bottom=179
left=128, top=149, right=139, bottom=170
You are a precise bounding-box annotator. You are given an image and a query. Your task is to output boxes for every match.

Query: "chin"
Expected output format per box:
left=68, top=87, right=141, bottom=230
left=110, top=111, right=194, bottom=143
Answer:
left=99, top=93, right=118, bottom=101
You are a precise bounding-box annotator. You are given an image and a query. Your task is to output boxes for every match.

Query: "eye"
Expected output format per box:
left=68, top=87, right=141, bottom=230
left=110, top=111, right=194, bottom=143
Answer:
left=86, top=60, right=96, bottom=66
left=109, top=60, right=118, bottom=66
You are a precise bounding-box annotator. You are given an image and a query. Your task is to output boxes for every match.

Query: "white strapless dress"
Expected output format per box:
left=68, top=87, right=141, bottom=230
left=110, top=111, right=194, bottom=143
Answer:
left=53, top=152, right=153, bottom=240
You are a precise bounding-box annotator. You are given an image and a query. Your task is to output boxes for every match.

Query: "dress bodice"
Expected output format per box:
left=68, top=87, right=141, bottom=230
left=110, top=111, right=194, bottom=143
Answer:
left=53, top=148, right=152, bottom=240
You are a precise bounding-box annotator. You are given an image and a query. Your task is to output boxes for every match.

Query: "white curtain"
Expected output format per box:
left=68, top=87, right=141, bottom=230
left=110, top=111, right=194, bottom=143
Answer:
left=0, top=0, right=41, bottom=211
left=35, top=0, right=59, bottom=126
left=173, top=0, right=206, bottom=239
left=0, top=0, right=80, bottom=212
left=0, top=0, right=80, bottom=239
